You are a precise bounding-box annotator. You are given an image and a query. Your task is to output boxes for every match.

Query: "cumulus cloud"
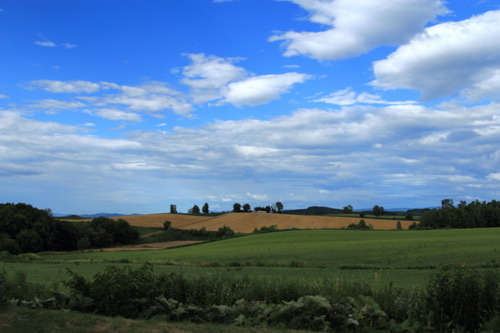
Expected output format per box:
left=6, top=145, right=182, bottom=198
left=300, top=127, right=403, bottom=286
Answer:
left=95, top=108, right=142, bottom=122
left=371, top=10, right=500, bottom=101
left=2, top=100, right=500, bottom=211
left=0, top=94, right=7, bottom=99
left=30, top=99, right=85, bottom=109
left=62, top=43, right=77, bottom=48
left=269, top=0, right=448, bottom=61
left=314, top=88, right=416, bottom=106
left=28, top=80, right=100, bottom=93
left=181, top=53, right=247, bottom=103
left=218, top=72, right=312, bottom=106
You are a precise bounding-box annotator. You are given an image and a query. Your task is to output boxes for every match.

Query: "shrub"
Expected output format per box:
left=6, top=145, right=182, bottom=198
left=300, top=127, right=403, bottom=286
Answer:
left=408, top=222, right=419, bottom=230
left=425, top=264, right=500, bottom=332
left=163, top=221, right=171, bottom=230
left=405, top=212, right=413, bottom=220
left=359, top=212, right=366, bottom=218
left=396, top=221, right=402, bottom=230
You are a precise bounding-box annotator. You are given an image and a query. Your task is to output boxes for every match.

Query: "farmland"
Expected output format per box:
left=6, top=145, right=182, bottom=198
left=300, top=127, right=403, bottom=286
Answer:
left=62, top=212, right=414, bottom=233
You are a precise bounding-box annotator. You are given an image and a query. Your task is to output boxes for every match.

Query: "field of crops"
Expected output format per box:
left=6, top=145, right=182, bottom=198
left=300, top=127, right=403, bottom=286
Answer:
left=38, top=228, right=500, bottom=269
left=60, top=213, right=216, bottom=228
left=62, top=212, right=413, bottom=233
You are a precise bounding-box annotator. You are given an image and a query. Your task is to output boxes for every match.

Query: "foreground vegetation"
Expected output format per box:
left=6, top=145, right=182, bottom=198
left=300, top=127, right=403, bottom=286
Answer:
left=1, top=263, right=499, bottom=332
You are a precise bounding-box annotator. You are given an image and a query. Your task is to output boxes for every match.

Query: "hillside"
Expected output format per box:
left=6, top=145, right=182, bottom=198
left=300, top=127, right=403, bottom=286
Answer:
left=62, top=213, right=415, bottom=233
left=60, top=213, right=216, bottom=228
left=181, top=213, right=413, bottom=233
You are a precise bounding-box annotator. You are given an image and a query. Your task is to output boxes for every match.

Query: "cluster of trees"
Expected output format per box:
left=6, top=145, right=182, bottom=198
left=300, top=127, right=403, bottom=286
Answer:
left=419, top=199, right=500, bottom=229
left=175, top=203, right=210, bottom=214
left=0, top=203, right=140, bottom=254
left=342, top=205, right=385, bottom=217
left=234, top=202, right=284, bottom=213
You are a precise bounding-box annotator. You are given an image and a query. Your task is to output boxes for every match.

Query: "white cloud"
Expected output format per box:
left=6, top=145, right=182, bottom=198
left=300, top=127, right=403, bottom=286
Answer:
left=486, top=173, right=500, bottom=181
left=28, top=80, right=100, bottom=93
left=35, top=41, right=56, bottom=47
left=95, top=108, right=142, bottom=122
left=158, top=123, right=167, bottom=126
left=81, top=123, right=95, bottom=127
left=0, top=94, right=7, bottom=99
left=314, top=88, right=416, bottom=105
left=218, top=72, right=312, bottom=106
left=30, top=99, right=85, bottom=109
left=246, top=193, right=270, bottom=201
left=181, top=53, right=247, bottom=103
left=371, top=10, right=500, bottom=101
left=269, top=0, right=448, bottom=61
left=62, top=43, right=77, bottom=48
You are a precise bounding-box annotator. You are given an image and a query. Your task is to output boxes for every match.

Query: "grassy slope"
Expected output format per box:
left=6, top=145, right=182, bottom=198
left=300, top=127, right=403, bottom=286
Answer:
left=40, top=228, right=500, bottom=267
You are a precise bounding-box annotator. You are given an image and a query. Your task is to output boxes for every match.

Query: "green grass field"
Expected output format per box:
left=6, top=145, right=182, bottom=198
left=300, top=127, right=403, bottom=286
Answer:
left=40, top=228, right=500, bottom=267
left=2, top=228, right=500, bottom=293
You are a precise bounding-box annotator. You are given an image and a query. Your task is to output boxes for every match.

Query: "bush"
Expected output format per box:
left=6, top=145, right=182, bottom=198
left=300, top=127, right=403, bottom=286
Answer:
left=425, top=264, right=500, bottom=332
left=408, top=222, right=419, bottom=230
left=396, top=221, right=402, bottom=230
left=163, top=221, right=171, bottom=230
left=405, top=212, right=413, bottom=220
left=359, top=212, right=366, bottom=218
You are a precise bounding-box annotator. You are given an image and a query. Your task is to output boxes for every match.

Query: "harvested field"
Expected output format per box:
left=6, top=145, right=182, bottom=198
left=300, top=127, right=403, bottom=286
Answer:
left=60, top=213, right=216, bottom=228
left=175, top=213, right=414, bottom=233
left=61, top=213, right=413, bottom=233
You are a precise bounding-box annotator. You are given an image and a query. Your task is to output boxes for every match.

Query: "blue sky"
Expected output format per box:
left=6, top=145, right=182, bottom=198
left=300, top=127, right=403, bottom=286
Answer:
left=1, top=0, right=500, bottom=214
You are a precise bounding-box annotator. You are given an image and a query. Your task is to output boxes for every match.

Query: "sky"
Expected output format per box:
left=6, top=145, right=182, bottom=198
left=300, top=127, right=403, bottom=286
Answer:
left=1, top=0, right=500, bottom=214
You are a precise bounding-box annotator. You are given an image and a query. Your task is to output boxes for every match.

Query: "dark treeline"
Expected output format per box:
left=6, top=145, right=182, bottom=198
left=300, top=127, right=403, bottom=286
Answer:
left=0, top=203, right=140, bottom=254
left=419, top=199, right=500, bottom=229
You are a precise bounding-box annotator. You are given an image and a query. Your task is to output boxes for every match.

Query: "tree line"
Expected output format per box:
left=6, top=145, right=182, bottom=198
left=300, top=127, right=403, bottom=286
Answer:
left=417, top=199, right=500, bottom=229
left=0, top=203, right=140, bottom=254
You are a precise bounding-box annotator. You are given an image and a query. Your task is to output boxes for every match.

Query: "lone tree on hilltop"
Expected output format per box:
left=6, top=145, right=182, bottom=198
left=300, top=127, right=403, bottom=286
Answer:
left=276, top=202, right=283, bottom=213
left=233, top=203, right=241, bottom=212
left=373, top=205, right=382, bottom=217
left=170, top=204, right=177, bottom=214
left=343, top=205, right=353, bottom=214
left=243, top=203, right=251, bottom=212
left=202, top=203, right=209, bottom=214
left=265, top=206, right=271, bottom=213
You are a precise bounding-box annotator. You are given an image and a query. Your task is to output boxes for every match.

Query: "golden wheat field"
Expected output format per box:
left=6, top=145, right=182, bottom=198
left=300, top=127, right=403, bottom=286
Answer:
left=60, top=213, right=215, bottom=228
left=63, top=213, right=412, bottom=233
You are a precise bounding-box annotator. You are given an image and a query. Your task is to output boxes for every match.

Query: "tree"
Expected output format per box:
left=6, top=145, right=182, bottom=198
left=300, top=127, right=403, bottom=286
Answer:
left=163, top=221, right=172, bottom=230
left=170, top=204, right=177, bottom=214
left=396, top=221, right=403, bottom=230
left=202, top=203, right=209, bottom=214
left=243, top=203, right=251, bottom=212
left=380, top=206, right=385, bottom=216
left=233, top=203, right=242, bottom=212
left=192, top=205, right=200, bottom=214
left=276, top=202, right=283, bottom=213
left=442, top=199, right=454, bottom=209
left=265, top=206, right=271, bottom=213
left=373, top=205, right=381, bottom=217
left=405, top=212, right=413, bottom=220
left=271, top=204, right=277, bottom=213
left=343, top=205, right=353, bottom=214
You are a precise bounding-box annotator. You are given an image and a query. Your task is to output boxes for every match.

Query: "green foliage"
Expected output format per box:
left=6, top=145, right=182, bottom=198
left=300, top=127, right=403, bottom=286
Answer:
left=420, top=199, right=500, bottom=229
left=373, top=205, right=382, bottom=217
left=233, top=203, right=241, bottom=212
left=276, top=202, right=283, bottom=213
left=359, top=212, right=366, bottom=218
left=163, top=221, right=171, bottom=230
left=425, top=264, right=500, bottom=332
left=202, top=203, right=209, bottom=214
left=285, top=206, right=343, bottom=215
left=347, top=220, right=371, bottom=230
left=396, top=221, right=403, bottom=230
left=343, top=205, right=353, bottom=214
left=242, top=203, right=251, bottom=213
left=252, top=225, right=279, bottom=234
left=170, top=204, right=177, bottom=214
left=405, top=212, right=413, bottom=221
